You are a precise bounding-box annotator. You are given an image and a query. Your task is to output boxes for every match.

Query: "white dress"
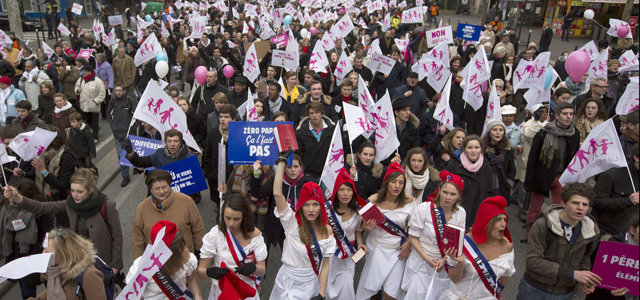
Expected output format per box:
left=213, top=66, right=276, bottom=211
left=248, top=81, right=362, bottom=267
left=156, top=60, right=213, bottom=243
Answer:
left=326, top=211, right=363, bottom=300
left=401, top=202, right=467, bottom=300
left=446, top=250, right=516, bottom=300
left=125, top=253, right=198, bottom=300
left=355, top=199, right=418, bottom=300
left=270, top=206, right=337, bottom=300
left=200, top=226, right=268, bottom=300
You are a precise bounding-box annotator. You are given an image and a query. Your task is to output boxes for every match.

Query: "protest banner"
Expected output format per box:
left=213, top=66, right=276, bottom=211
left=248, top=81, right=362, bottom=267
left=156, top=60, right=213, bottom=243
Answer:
left=109, top=15, right=123, bottom=25
left=227, top=121, right=293, bottom=165
left=592, top=241, right=639, bottom=296
left=118, top=136, right=163, bottom=170
left=71, top=3, right=83, bottom=14
left=0, top=253, right=54, bottom=284
left=369, top=53, right=396, bottom=76
left=272, top=50, right=297, bottom=70
left=426, top=26, right=453, bottom=47
left=455, top=24, right=483, bottom=41
left=158, top=156, right=207, bottom=195
left=57, top=23, right=71, bottom=36
left=77, top=49, right=93, bottom=59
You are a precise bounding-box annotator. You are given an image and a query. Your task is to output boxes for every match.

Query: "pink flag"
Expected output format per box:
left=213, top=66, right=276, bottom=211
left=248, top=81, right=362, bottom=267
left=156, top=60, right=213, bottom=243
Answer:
left=401, top=7, right=423, bottom=24
left=319, top=127, right=344, bottom=199
left=320, top=31, right=335, bottom=52
left=433, top=75, right=455, bottom=131
left=481, top=85, right=503, bottom=136
left=514, top=51, right=550, bottom=91
left=243, top=43, right=260, bottom=82
left=57, top=23, right=71, bottom=36
left=309, top=42, right=329, bottom=74
left=334, top=14, right=354, bottom=38
left=381, top=13, right=391, bottom=32
left=578, top=41, right=599, bottom=61
left=587, top=48, right=608, bottom=86
left=358, top=76, right=376, bottom=138
left=616, top=76, right=639, bottom=116
left=160, top=21, right=170, bottom=38
left=374, top=91, right=400, bottom=163
left=9, top=128, right=58, bottom=162
left=187, top=16, right=207, bottom=39
left=41, top=41, right=54, bottom=59
left=244, top=92, right=259, bottom=122
left=559, top=119, right=629, bottom=186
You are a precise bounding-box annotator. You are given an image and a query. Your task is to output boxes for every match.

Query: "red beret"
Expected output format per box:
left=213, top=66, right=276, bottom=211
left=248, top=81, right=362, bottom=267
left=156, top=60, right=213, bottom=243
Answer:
left=426, top=170, right=464, bottom=202
left=150, top=220, right=178, bottom=247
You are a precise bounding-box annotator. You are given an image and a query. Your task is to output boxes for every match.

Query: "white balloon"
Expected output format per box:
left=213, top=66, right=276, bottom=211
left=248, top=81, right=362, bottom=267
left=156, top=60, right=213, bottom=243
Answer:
left=300, top=28, right=308, bottom=38
left=584, top=9, right=595, bottom=20
left=155, top=60, right=169, bottom=78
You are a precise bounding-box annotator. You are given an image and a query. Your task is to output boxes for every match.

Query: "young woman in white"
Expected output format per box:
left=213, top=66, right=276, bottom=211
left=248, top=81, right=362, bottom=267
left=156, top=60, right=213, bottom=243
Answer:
left=325, top=168, right=372, bottom=300
left=270, top=150, right=336, bottom=300
left=355, top=162, right=417, bottom=300
left=126, top=220, right=203, bottom=300
left=196, top=194, right=267, bottom=300
left=445, top=196, right=516, bottom=300
left=401, top=171, right=467, bottom=299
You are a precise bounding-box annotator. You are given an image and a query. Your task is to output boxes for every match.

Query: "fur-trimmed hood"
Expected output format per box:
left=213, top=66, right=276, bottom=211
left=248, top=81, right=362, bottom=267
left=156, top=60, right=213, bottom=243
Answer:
left=346, top=154, right=384, bottom=178
left=296, top=115, right=335, bottom=130
left=404, top=113, right=420, bottom=129
left=297, top=91, right=333, bottom=106
left=425, top=165, right=441, bottom=182
left=63, top=250, right=97, bottom=281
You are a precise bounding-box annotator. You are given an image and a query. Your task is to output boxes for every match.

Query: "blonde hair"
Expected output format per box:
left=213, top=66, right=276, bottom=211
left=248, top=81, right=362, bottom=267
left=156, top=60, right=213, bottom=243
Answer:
left=161, top=230, right=188, bottom=276
left=70, top=168, right=98, bottom=194
left=48, top=228, right=96, bottom=274
left=297, top=208, right=328, bottom=245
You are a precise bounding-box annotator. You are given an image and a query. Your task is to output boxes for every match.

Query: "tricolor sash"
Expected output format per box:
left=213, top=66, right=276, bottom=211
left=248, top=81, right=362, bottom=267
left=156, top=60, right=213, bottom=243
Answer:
left=225, top=228, right=261, bottom=288
left=365, top=199, right=409, bottom=245
left=305, top=224, right=324, bottom=275
left=325, top=201, right=357, bottom=259
left=152, top=270, right=195, bottom=300
left=430, top=201, right=449, bottom=272
left=462, top=236, right=504, bottom=300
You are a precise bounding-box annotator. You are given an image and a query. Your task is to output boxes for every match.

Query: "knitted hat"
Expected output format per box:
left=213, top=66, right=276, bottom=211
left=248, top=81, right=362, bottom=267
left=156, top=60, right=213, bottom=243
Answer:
left=485, top=118, right=506, bottom=133
left=426, top=170, right=464, bottom=202
left=295, top=181, right=327, bottom=226
left=150, top=220, right=178, bottom=247
left=0, top=76, right=11, bottom=86
left=383, top=162, right=405, bottom=183
left=500, top=105, right=517, bottom=115
left=332, top=168, right=367, bottom=208
left=472, top=196, right=511, bottom=244
left=608, top=59, right=620, bottom=67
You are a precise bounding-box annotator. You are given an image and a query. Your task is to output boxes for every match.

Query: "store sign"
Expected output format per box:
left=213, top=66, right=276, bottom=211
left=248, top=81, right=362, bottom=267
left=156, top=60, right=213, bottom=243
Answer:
left=584, top=0, right=638, bottom=3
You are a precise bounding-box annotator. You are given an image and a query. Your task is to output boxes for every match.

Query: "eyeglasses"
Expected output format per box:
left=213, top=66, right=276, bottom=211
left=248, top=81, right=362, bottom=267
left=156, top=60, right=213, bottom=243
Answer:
left=152, top=185, right=171, bottom=193
left=593, top=85, right=609, bottom=89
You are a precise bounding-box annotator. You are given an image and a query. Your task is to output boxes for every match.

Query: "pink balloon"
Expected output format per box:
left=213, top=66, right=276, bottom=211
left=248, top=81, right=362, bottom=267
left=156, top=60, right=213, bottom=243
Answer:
left=565, top=51, right=590, bottom=83
left=309, top=27, right=318, bottom=35
left=617, top=25, right=630, bottom=38
left=195, top=66, right=208, bottom=85
left=223, top=65, right=235, bottom=79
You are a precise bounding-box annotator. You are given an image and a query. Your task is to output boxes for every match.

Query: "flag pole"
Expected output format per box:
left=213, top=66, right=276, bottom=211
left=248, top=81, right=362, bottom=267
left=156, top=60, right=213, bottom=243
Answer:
left=1, top=167, right=7, bottom=186
left=345, top=122, right=356, bottom=168
left=625, top=165, right=637, bottom=193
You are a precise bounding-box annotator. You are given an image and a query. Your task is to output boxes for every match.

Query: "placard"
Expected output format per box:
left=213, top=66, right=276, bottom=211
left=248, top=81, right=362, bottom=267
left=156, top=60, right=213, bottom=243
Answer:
left=77, top=49, right=93, bottom=59
left=227, top=121, right=293, bottom=165
left=455, top=23, right=483, bottom=42
left=243, top=41, right=271, bottom=60
left=368, top=53, right=396, bottom=76
left=592, top=240, right=639, bottom=296
left=118, top=136, right=163, bottom=170
left=108, top=15, right=123, bottom=26
left=270, top=33, right=289, bottom=49
left=72, top=3, right=83, bottom=15
left=271, top=50, right=297, bottom=70
left=159, top=156, right=208, bottom=195
left=426, top=26, right=454, bottom=47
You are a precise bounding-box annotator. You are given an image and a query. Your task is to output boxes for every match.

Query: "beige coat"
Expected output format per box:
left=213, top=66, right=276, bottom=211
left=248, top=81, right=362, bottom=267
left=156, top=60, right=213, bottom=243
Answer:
left=515, top=118, right=544, bottom=181
left=75, top=77, right=106, bottom=113
left=112, top=54, right=136, bottom=88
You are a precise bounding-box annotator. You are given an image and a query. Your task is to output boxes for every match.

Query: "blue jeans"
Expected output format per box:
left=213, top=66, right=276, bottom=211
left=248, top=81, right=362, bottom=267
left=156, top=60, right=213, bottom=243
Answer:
left=430, top=15, right=438, bottom=26
left=516, top=278, right=574, bottom=300
left=114, top=138, right=130, bottom=178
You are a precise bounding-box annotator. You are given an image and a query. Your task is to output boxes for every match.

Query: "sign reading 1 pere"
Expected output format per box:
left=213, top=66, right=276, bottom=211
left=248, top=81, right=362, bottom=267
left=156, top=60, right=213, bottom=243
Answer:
left=455, top=24, right=482, bottom=42
left=592, top=241, right=639, bottom=296
left=72, top=3, right=84, bottom=15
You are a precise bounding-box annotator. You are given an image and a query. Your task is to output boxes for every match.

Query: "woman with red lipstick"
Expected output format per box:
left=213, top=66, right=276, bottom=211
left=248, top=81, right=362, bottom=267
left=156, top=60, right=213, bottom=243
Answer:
left=355, top=162, right=417, bottom=300
left=196, top=195, right=267, bottom=300
left=401, top=171, right=466, bottom=299
left=270, top=149, right=336, bottom=300
left=444, top=196, right=515, bottom=300
left=325, top=168, right=371, bottom=300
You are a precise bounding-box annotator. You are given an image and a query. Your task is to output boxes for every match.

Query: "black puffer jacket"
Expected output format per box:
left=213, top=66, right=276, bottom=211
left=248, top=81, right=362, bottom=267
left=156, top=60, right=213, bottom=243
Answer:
left=484, top=146, right=516, bottom=202
left=185, top=108, right=207, bottom=147
left=345, top=155, right=384, bottom=199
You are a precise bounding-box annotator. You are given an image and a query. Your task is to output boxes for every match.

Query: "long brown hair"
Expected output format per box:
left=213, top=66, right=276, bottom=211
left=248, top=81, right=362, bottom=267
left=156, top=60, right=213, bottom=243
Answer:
left=161, top=229, right=188, bottom=276
left=297, top=203, right=329, bottom=245
left=376, top=172, right=408, bottom=207
left=401, top=147, right=429, bottom=175
left=481, top=125, right=511, bottom=153
left=218, top=194, right=256, bottom=240
left=577, top=97, right=607, bottom=121
left=442, top=128, right=466, bottom=155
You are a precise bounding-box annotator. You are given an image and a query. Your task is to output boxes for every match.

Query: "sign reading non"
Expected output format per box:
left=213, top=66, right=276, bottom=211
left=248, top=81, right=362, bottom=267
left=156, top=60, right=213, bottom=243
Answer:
left=159, top=156, right=208, bottom=195
left=228, top=121, right=293, bottom=165
left=426, top=26, right=454, bottom=47
left=455, top=23, right=483, bottom=42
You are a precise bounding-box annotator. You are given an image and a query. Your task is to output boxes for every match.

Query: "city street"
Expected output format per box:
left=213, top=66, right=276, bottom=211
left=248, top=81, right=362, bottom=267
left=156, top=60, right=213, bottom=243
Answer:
left=0, top=10, right=595, bottom=300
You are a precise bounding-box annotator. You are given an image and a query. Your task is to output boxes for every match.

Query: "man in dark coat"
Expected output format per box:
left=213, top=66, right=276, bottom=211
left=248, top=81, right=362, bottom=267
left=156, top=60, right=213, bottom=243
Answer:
left=539, top=22, right=553, bottom=53
left=202, top=104, right=237, bottom=206
left=525, top=102, right=581, bottom=234
left=353, top=55, right=373, bottom=86
left=392, top=72, right=432, bottom=118
left=226, top=76, right=249, bottom=109
left=390, top=98, right=420, bottom=163
left=290, top=81, right=339, bottom=127
left=192, top=70, right=227, bottom=118
left=379, top=29, right=396, bottom=56
left=263, top=81, right=292, bottom=121
left=294, top=101, right=337, bottom=179
left=620, top=110, right=638, bottom=159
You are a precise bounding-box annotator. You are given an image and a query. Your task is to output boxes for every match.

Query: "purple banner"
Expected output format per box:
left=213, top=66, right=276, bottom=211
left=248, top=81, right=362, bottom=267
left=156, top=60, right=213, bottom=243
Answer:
left=592, top=240, right=639, bottom=296
left=270, top=33, right=289, bottom=49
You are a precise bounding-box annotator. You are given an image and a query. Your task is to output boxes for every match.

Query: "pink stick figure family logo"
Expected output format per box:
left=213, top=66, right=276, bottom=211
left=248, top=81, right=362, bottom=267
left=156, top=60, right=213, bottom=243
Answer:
left=328, top=146, right=344, bottom=167
left=147, top=98, right=178, bottom=128
left=566, top=138, right=614, bottom=175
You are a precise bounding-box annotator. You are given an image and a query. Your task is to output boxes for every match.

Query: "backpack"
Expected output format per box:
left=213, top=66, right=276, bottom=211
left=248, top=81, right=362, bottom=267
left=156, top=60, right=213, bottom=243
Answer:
left=74, top=256, right=115, bottom=300
left=44, top=62, right=60, bottom=79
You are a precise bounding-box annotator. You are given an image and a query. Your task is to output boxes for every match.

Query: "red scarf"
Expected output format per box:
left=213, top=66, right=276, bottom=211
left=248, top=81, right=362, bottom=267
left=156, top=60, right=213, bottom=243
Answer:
left=302, top=46, right=309, bottom=54
left=283, top=171, right=304, bottom=187
left=20, top=113, right=34, bottom=130
left=340, top=94, right=352, bottom=117
left=83, top=71, right=95, bottom=82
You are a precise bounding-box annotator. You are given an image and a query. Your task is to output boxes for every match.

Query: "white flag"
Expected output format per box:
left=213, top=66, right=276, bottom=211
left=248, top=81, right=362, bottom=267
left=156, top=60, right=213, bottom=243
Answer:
left=136, top=16, right=154, bottom=29
left=433, top=75, right=455, bottom=131
left=260, top=23, right=276, bottom=40
left=587, top=48, right=608, bottom=86
left=369, top=39, right=382, bottom=56
left=358, top=76, right=377, bottom=138
left=0, top=144, right=14, bottom=165
left=242, top=21, right=249, bottom=34
left=334, top=51, right=353, bottom=85
left=9, top=128, right=57, bottom=162
left=245, top=91, right=259, bottom=121
left=41, top=41, right=55, bottom=60
left=134, top=34, right=162, bottom=66
left=92, top=19, right=104, bottom=36
left=132, top=81, right=201, bottom=153
left=243, top=43, right=260, bottom=82
left=607, top=19, right=633, bottom=39
left=424, top=58, right=451, bottom=93
left=167, top=16, right=183, bottom=25
left=401, top=7, right=423, bottom=24
left=427, top=42, right=451, bottom=69
left=461, top=47, right=490, bottom=111
left=334, top=14, right=354, bottom=38
left=616, top=76, right=639, bottom=116
left=309, top=42, right=329, bottom=73
left=381, top=13, right=391, bottom=32
left=343, top=102, right=371, bottom=143
left=578, top=41, right=599, bottom=61
left=57, top=23, right=71, bottom=36
left=619, top=54, right=639, bottom=73
left=619, top=51, right=639, bottom=71
left=319, top=31, right=336, bottom=52
left=160, top=20, right=170, bottom=38
left=559, top=119, right=629, bottom=186
left=524, top=67, right=559, bottom=112
left=188, top=16, right=207, bottom=39
left=285, top=29, right=299, bottom=71
left=374, top=91, right=400, bottom=163
left=514, top=52, right=550, bottom=91
left=481, top=85, right=503, bottom=136
left=319, top=127, right=344, bottom=199
left=278, top=76, right=287, bottom=100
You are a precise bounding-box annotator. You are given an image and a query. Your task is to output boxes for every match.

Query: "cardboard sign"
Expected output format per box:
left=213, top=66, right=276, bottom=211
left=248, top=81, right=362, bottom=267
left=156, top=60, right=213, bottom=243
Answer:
left=455, top=24, right=483, bottom=42
left=77, top=49, right=93, bottom=59
left=227, top=121, right=293, bottom=165
left=72, top=3, right=83, bottom=15
left=272, top=50, right=297, bottom=70
left=592, top=240, right=639, bottom=296
left=243, top=41, right=271, bottom=60
left=108, top=15, right=123, bottom=26
left=159, top=156, right=208, bottom=195
left=368, top=53, right=396, bottom=76
left=426, top=26, right=454, bottom=48
left=270, top=33, right=289, bottom=49
left=118, top=136, right=163, bottom=170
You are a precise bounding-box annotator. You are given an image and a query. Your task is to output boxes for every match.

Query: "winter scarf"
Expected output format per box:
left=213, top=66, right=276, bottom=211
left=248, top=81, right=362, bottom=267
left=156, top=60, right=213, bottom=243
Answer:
left=460, top=151, right=484, bottom=173
left=404, top=167, right=430, bottom=201
left=284, top=170, right=304, bottom=187
left=83, top=71, right=95, bottom=82
left=54, top=102, right=73, bottom=114
left=36, top=147, right=65, bottom=196
left=24, top=67, right=40, bottom=83
left=540, top=120, right=575, bottom=168
left=269, top=97, right=282, bottom=116
left=20, top=113, right=34, bottom=130
left=625, top=127, right=639, bottom=144
left=45, top=265, right=67, bottom=300
left=565, top=76, right=586, bottom=96
left=66, top=191, right=106, bottom=219
left=163, top=143, right=189, bottom=159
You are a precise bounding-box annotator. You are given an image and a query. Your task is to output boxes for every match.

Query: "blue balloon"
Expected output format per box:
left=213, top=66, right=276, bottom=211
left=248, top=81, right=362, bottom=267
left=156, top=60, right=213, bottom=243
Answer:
left=544, top=68, right=553, bottom=90
left=283, top=15, right=293, bottom=26
left=156, top=53, right=167, bottom=62
left=145, top=15, right=152, bottom=22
